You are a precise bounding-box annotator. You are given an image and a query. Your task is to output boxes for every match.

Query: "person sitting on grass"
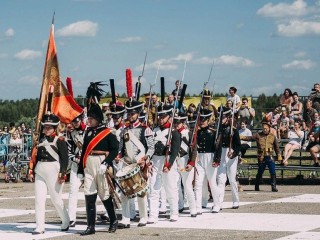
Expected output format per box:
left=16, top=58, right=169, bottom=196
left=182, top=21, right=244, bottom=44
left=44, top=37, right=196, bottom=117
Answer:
left=282, top=121, right=304, bottom=166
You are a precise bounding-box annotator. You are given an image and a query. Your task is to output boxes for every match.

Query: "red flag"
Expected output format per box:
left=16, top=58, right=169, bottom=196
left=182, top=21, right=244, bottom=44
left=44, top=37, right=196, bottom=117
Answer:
left=30, top=17, right=82, bottom=170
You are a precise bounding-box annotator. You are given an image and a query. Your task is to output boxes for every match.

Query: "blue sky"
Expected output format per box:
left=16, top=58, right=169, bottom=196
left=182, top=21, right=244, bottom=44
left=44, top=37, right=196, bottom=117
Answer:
left=0, top=0, right=319, bottom=100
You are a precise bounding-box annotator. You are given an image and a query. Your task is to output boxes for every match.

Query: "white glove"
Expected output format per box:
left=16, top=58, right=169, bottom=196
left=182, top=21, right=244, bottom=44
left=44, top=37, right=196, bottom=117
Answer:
left=77, top=174, right=84, bottom=181
left=99, top=164, right=107, bottom=175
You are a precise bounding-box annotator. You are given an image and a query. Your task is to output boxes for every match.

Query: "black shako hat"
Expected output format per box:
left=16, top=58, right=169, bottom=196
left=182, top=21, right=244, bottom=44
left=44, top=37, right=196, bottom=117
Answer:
left=199, top=108, right=212, bottom=121
left=173, top=112, right=188, bottom=123
left=41, top=113, right=60, bottom=126
left=157, top=104, right=173, bottom=116
left=218, top=106, right=232, bottom=117
left=111, top=105, right=125, bottom=119
left=125, top=98, right=144, bottom=114
left=201, top=89, right=211, bottom=98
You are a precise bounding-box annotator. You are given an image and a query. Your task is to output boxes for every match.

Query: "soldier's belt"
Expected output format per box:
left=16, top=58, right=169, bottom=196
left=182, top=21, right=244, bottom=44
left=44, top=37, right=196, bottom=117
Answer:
left=39, top=159, right=56, bottom=162
left=90, top=150, right=108, bottom=156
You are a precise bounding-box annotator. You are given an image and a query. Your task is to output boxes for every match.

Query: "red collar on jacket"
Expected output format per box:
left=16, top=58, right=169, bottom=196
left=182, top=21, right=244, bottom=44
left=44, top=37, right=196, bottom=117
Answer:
left=161, top=122, right=171, bottom=130
left=177, top=126, right=185, bottom=133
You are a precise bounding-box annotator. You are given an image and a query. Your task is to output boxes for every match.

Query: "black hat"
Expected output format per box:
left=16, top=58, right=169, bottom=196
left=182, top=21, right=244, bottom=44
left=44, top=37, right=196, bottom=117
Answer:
left=157, top=104, right=173, bottom=116
left=201, top=89, right=211, bottom=98
left=125, top=98, right=144, bottom=114
left=218, top=106, right=232, bottom=117
left=111, top=105, right=125, bottom=119
left=41, top=113, right=60, bottom=126
left=173, top=112, right=187, bottom=123
left=71, top=113, right=83, bottom=123
left=139, top=111, right=146, bottom=121
left=87, top=103, right=104, bottom=123
left=199, top=108, right=212, bottom=121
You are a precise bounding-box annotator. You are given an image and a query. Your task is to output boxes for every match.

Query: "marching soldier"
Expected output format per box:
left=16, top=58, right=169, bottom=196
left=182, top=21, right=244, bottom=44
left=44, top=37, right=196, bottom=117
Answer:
left=29, top=113, right=70, bottom=234
left=240, top=121, right=282, bottom=192
left=67, top=114, right=86, bottom=227
left=77, top=83, right=119, bottom=235
left=214, top=107, right=241, bottom=212
left=174, top=112, right=197, bottom=217
left=193, top=109, right=219, bottom=215
left=115, top=99, right=155, bottom=228
left=148, top=104, right=181, bottom=223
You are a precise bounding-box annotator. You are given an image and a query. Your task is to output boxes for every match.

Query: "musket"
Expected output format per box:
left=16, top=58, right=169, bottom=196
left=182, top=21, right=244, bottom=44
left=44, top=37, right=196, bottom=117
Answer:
left=227, top=100, right=236, bottom=158
left=163, top=59, right=187, bottom=171
left=213, top=103, right=224, bottom=165
left=105, top=168, right=121, bottom=209
left=135, top=51, right=147, bottom=101
left=189, top=81, right=209, bottom=187
left=145, top=63, right=160, bottom=126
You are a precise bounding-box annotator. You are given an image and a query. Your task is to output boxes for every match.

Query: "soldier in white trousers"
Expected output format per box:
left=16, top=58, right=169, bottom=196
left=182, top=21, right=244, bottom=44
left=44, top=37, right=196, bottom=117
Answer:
left=193, top=109, right=219, bottom=214
left=148, top=104, right=181, bottom=223
left=115, top=99, right=155, bottom=228
left=214, top=106, right=241, bottom=212
left=174, top=113, right=197, bottom=217
left=28, top=113, right=70, bottom=235
left=67, top=115, right=86, bottom=227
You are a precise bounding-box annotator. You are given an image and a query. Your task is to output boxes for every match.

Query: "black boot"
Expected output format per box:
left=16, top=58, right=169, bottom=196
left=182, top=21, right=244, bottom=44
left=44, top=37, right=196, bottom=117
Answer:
left=80, top=194, right=97, bottom=236
left=255, top=173, right=261, bottom=191
left=271, top=175, right=278, bottom=192
left=102, top=197, right=118, bottom=233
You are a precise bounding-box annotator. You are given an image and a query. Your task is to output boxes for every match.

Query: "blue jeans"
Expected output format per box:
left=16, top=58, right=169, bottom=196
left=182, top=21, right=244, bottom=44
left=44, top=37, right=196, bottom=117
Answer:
left=257, top=156, right=276, bottom=176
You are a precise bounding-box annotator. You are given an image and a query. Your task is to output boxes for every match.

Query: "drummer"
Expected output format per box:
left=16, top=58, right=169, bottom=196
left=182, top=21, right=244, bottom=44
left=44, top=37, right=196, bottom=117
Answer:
left=115, top=98, right=155, bottom=228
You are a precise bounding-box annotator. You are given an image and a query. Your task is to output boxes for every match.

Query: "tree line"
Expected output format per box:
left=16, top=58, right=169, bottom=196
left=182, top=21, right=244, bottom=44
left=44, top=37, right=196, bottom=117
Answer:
left=0, top=93, right=285, bottom=129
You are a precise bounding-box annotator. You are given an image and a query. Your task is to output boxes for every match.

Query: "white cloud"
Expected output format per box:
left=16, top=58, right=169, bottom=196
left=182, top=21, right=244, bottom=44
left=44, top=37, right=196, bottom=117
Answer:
left=193, top=57, right=213, bottom=65
left=5, top=28, right=14, bottom=37
left=214, top=55, right=255, bottom=67
left=18, top=75, right=40, bottom=84
left=294, top=51, right=306, bottom=58
left=257, top=0, right=309, bottom=18
left=277, top=19, right=320, bottom=36
left=117, top=36, right=142, bottom=43
left=14, top=49, right=42, bottom=60
left=282, top=59, right=315, bottom=69
left=135, top=53, right=194, bottom=72
left=56, top=21, right=98, bottom=37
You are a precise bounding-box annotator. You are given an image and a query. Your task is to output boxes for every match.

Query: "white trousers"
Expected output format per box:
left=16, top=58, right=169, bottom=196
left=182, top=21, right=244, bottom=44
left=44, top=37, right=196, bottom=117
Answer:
left=34, top=161, right=69, bottom=231
left=217, top=147, right=240, bottom=209
left=177, top=155, right=196, bottom=215
left=159, top=186, right=167, bottom=212
left=194, top=153, right=219, bottom=213
left=120, top=194, right=147, bottom=224
left=114, top=160, right=137, bottom=220
left=68, top=162, right=81, bottom=222
left=84, top=155, right=109, bottom=200
left=148, top=155, right=179, bottom=221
